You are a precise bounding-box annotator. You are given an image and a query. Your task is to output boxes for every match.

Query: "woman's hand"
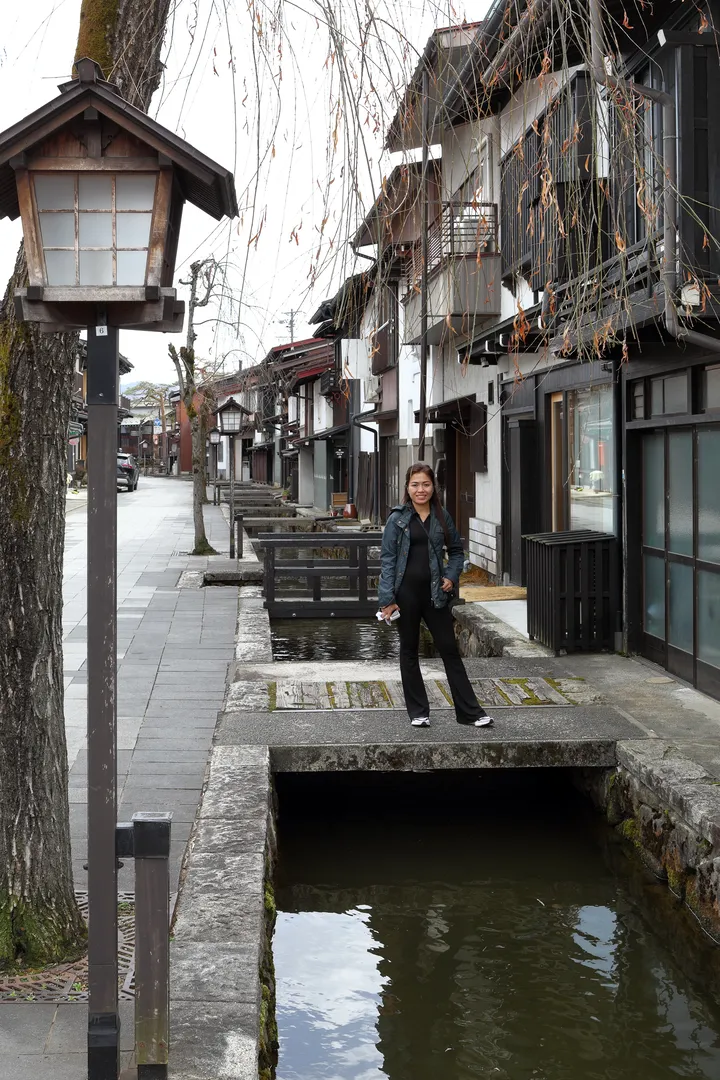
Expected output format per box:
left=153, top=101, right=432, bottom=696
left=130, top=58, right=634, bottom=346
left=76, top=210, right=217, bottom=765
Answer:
left=441, top=577, right=454, bottom=593
left=381, top=603, right=399, bottom=619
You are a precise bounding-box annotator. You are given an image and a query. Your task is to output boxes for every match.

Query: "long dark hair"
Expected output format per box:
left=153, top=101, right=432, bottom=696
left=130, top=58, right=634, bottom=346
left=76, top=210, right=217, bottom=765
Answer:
left=403, top=462, right=450, bottom=547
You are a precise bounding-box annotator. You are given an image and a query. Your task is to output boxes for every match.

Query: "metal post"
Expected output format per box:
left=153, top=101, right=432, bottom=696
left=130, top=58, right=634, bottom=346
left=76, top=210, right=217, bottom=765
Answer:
left=133, top=813, right=172, bottom=1079
left=86, top=322, right=120, bottom=1080
left=418, top=61, right=430, bottom=461
left=229, top=434, right=236, bottom=560
left=235, top=514, right=244, bottom=560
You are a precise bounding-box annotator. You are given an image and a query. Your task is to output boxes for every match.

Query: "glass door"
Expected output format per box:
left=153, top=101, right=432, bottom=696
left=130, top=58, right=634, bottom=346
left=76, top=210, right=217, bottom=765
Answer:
left=697, top=428, right=720, bottom=696
left=641, top=425, right=720, bottom=694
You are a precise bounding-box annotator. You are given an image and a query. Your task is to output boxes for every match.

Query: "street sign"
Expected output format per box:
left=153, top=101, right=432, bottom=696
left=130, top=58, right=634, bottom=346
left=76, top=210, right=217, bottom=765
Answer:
left=154, top=418, right=162, bottom=429
left=68, top=421, right=84, bottom=438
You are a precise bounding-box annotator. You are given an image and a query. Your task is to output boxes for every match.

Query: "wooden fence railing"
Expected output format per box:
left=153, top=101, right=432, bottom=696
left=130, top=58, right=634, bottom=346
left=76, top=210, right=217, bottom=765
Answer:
left=258, top=532, right=383, bottom=617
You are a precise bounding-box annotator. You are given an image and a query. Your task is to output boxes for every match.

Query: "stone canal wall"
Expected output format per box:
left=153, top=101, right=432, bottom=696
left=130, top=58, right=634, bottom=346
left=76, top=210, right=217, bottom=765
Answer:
left=168, top=580, right=720, bottom=1079
left=169, top=745, right=277, bottom=1080
left=580, top=741, right=720, bottom=941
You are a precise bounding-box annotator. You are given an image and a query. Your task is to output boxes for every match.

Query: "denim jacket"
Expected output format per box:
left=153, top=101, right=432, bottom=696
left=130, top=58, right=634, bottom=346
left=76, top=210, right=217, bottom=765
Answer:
left=378, top=503, right=465, bottom=609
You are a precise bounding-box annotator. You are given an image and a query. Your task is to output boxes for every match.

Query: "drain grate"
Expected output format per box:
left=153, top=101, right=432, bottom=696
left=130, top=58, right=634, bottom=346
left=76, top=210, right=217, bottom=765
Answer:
left=0, top=892, right=135, bottom=1003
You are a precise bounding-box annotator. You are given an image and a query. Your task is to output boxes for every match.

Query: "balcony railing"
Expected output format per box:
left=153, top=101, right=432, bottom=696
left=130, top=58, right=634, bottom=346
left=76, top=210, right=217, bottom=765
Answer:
left=409, top=201, right=498, bottom=285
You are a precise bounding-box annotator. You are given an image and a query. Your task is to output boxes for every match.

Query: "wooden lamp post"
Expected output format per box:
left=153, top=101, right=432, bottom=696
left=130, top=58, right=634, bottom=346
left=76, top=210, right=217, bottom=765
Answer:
left=208, top=426, right=221, bottom=483
left=216, top=397, right=248, bottom=560
left=0, top=57, right=237, bottom=1080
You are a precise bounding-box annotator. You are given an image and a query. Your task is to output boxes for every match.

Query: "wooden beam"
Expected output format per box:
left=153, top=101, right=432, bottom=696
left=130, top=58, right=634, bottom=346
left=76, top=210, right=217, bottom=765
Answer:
left=14, top=168, right=45, bottom=285
left=146, top=168, right=172, bottom=287
left=26, top=157, right=159, bottom=171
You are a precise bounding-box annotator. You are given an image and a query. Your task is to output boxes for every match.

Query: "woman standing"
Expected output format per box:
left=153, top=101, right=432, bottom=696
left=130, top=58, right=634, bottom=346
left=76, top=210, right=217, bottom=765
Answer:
left=378, top=462, right=494, bottom=729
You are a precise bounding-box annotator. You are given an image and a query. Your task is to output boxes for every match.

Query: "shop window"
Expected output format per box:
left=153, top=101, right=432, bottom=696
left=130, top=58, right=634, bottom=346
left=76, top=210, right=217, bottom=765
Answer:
left=701, top=366, right=720, bottom=412
left=567, top=384, right=615, bottom=533
left=650, top=374, right=688, bottom=416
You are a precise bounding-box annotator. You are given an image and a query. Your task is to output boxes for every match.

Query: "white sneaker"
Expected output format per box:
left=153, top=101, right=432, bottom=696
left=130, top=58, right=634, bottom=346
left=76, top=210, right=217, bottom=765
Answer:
left=410, top=716, right=430, bottom=727
left=474, top=716, right=494, bottom=727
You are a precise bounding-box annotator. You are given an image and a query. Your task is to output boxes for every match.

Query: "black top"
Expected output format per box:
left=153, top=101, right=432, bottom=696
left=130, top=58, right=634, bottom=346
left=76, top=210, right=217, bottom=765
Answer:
left=401, top=512, right=432, bottom=590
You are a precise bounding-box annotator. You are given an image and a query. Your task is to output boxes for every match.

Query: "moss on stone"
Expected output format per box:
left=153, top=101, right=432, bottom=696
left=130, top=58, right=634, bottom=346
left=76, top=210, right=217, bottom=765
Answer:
left=618, top=817, right=641, bottom=846
left=666, top=866, right=685, bottom=896
left=258, top=869, right=279, bottom=1077
left=268, top=682, right=277, bottom=711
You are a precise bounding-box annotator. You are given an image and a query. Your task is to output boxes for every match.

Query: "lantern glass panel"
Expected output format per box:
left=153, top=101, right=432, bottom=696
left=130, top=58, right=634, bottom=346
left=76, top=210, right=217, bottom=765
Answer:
left=39, top=211, right=74, bottom=247
left=117, top=250, right=148, bottom=286
left=116, top=212, right=152, bottom=248
left=79, top=250, right=113, bottom=285
left=219, top=408, right=242, bottom=434
left=116, top=174, right=156, bottom=210
left=79, top=212, right=113, bottom=247
left=45, top=249, right=76, bottom=285
left=35, top=174, right=74, bottom=210
left=79, top=174, right=112, bottom=210
left=33, top=172, right=157, bottom=288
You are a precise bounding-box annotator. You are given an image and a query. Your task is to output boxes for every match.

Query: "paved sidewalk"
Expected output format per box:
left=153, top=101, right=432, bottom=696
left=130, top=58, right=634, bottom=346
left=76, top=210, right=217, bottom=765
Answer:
left=0, top=478, right=242, bottom=1080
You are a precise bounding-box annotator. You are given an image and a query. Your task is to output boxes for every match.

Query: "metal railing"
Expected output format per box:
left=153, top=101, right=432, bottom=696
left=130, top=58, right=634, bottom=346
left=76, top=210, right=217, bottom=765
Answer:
left=409, top=201, right=498, bottom=285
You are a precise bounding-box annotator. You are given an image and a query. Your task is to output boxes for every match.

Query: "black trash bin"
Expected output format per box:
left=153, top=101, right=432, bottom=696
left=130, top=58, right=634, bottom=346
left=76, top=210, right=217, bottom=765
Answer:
left=523, top=530, right=619, bottom=653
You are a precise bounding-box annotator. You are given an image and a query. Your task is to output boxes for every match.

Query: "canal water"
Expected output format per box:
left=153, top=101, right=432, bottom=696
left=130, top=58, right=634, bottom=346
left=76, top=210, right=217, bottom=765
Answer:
left=273, top=770, right=720, bottom=1080
left=271, top=618, right=436, bottom=662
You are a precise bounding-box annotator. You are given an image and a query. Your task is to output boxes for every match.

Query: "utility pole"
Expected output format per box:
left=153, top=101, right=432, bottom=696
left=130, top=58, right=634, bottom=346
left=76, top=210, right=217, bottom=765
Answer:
left=281, top=309, right=301, bottom=342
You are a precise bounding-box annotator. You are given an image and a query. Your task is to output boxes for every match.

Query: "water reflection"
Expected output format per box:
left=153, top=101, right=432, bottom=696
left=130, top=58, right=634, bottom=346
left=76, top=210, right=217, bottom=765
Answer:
left=271, top=618, right=435, bottom=662
left=274, top=773, right=720, bottom=1080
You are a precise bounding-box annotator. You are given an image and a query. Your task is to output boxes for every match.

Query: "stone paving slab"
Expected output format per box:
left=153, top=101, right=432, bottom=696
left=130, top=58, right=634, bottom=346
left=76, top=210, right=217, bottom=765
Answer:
left=227, top=675, right=589, bottom=711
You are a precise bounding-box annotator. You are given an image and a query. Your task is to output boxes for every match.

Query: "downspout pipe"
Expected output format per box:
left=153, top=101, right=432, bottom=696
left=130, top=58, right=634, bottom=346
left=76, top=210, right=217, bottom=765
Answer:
left=352, top=412, right=380, bottom=525
left=419, top=60, right=430, bottom=460
left=589, top=0, right=720, bottom=353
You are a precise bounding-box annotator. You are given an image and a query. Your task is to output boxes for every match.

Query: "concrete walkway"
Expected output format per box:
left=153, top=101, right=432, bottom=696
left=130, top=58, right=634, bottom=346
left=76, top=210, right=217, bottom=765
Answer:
left=0, top=478, right=244, bottom=1080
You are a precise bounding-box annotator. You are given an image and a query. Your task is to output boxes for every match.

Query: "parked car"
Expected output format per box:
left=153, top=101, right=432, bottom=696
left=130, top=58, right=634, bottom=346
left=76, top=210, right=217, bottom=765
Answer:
left=117, top=453, right=140, bottom=491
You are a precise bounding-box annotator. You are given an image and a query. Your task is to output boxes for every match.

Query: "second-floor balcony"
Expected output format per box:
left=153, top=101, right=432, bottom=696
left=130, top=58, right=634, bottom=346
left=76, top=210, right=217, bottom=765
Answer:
left=403, top=201, right=501, bottom=345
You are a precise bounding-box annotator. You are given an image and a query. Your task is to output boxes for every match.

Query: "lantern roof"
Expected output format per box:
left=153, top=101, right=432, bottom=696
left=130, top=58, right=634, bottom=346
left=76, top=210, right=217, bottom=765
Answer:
left=217, top=395, right=251, bottom=414
left=0, top=57, right=238, bottom=223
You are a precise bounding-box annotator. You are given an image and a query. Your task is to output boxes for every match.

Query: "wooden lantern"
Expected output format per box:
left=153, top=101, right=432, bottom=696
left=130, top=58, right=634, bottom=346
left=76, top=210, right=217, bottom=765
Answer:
left=0, top=57, right=237, bottom=332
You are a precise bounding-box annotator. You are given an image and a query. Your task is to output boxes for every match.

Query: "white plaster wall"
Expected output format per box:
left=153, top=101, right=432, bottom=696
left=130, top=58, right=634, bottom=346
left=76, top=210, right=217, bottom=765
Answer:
left=440, top=122, right=477, bottom=199
left=298, top=447, right=313, bottom=505
left=341, top=338, right=372, bottom=381
left=398, top=343, right=420, bottom=445
left=313, top=379, right=331, bottom=431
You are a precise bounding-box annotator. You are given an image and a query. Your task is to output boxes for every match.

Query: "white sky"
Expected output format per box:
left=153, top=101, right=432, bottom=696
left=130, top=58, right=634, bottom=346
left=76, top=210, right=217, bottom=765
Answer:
left=0, top=0, right=488, bottom=386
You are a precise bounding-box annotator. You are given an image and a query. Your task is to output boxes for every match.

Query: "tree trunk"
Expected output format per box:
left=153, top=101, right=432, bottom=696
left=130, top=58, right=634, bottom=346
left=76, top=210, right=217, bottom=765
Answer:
left=0, top=0, right=172, bottom=968
left=0, top=250, right=86, bottom=966
left=188, top=396, right=216, bottom=555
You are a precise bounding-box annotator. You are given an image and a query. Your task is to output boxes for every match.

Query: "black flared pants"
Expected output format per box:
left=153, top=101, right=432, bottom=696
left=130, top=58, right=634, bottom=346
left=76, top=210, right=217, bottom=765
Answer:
left=395, top=584, right=486, bottom=722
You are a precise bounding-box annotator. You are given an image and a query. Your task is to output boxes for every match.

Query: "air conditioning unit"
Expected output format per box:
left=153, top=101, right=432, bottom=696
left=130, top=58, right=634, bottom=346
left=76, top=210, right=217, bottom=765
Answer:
left=363, top=375, right=382, bottom=403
